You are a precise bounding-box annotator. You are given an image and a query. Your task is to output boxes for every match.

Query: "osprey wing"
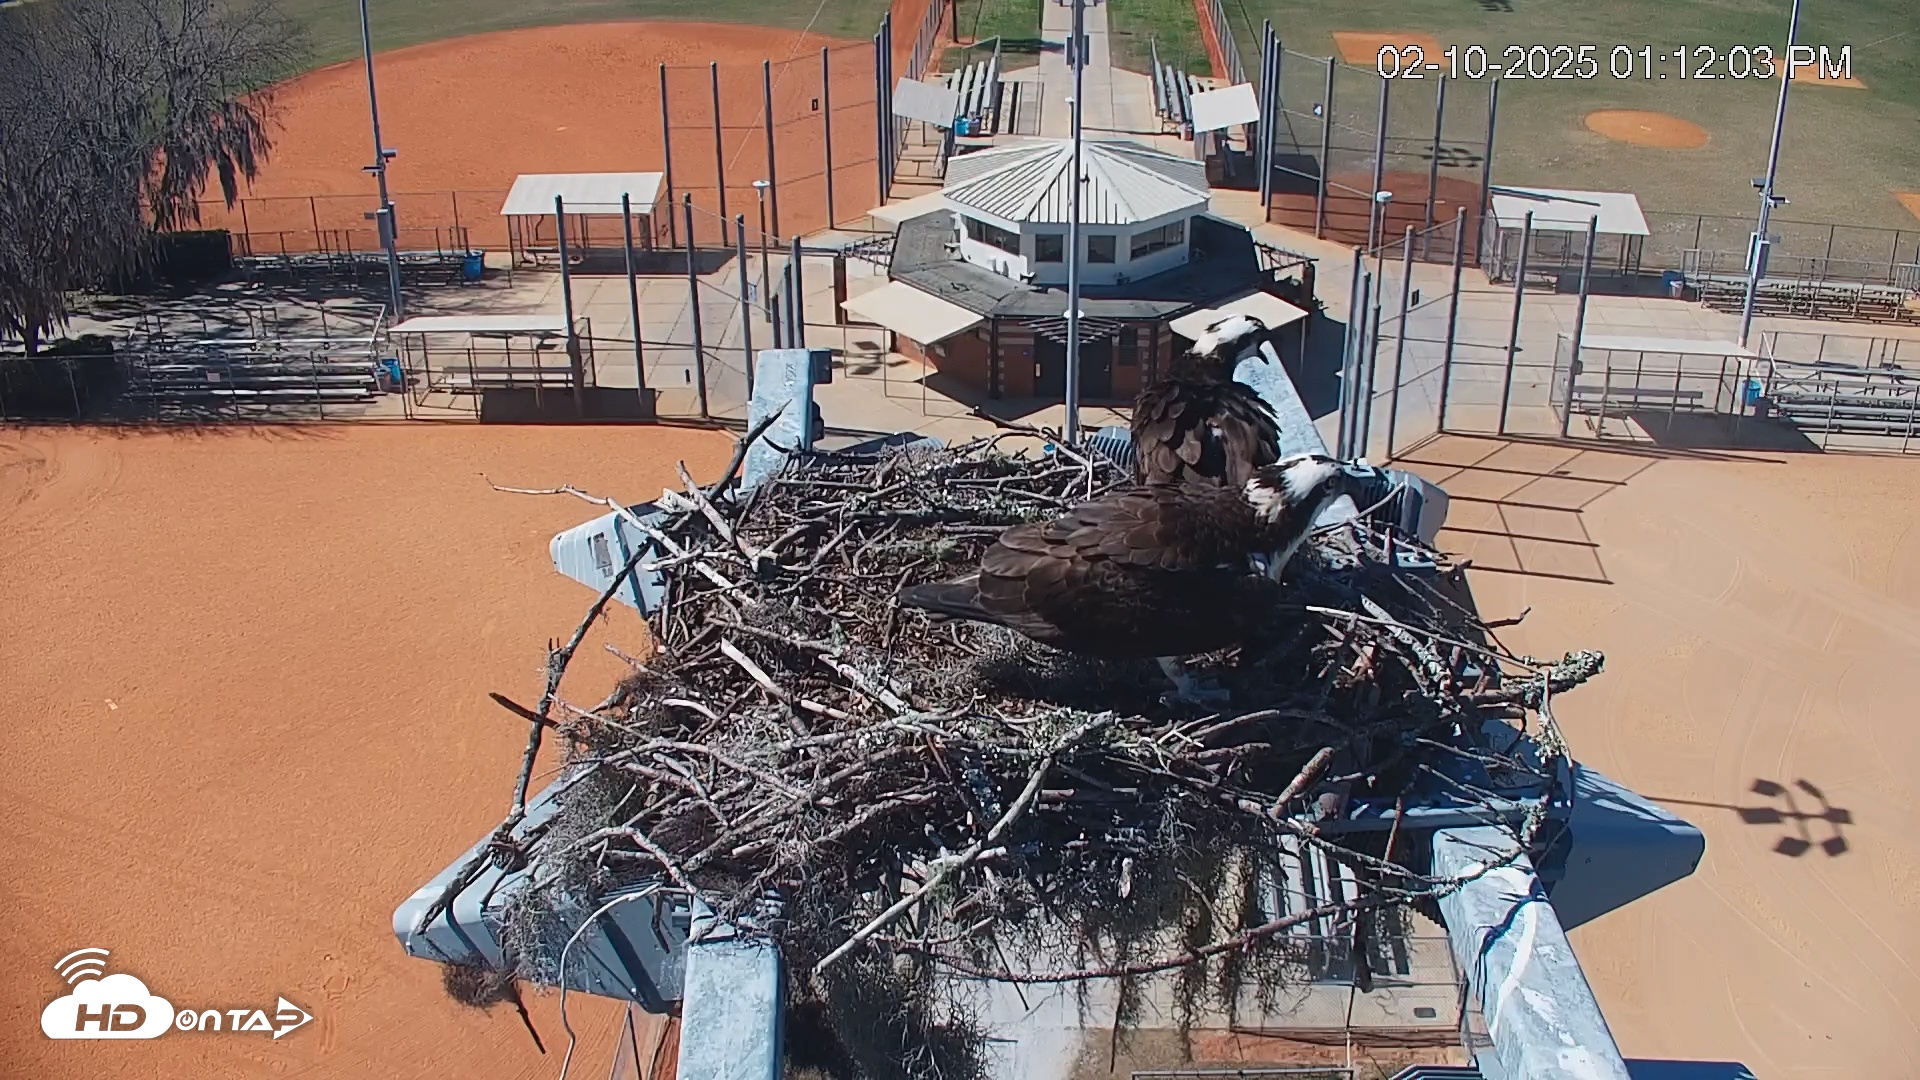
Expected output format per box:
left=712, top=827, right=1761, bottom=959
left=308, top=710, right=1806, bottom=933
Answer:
left=1130, top=378, right=1281, bottom=487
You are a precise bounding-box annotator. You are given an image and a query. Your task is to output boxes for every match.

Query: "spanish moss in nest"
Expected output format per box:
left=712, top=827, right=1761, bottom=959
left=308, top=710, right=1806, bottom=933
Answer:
left=443, top=429, right=1601, bottom=1077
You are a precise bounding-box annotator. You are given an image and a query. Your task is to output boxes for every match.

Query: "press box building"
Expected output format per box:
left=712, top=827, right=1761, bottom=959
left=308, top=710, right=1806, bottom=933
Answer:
left=843, top=138, right=1315, bottom=401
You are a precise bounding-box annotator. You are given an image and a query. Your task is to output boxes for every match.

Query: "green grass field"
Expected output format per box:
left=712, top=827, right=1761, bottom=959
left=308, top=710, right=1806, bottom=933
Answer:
left=940, top=0, right=1044, bottom=71
left=1108, top=0, right=1209, bottom=78
left=287, top=0, right=895, bottom=69
left=1203, top=0, right=1919, bottom=233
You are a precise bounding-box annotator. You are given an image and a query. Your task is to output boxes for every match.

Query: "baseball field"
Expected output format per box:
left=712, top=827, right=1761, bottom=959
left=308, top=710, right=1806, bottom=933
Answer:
left=1215, top=0, right=1919, bottom=232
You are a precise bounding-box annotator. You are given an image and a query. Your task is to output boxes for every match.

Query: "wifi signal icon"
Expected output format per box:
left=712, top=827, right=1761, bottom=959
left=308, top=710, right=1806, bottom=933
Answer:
left=54, top=949, right=110, bottom=985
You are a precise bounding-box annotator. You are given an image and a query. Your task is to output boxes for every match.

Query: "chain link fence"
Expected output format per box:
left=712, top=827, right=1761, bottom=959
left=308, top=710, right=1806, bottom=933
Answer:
left=1262, top=48, right=1491, bottom=257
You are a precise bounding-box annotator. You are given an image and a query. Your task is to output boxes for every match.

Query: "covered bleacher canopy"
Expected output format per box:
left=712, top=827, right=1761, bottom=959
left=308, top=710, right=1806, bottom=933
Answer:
left=1485, top=187, right=1650, bottom=282
left=840, top=281, right=984, bottom=346
left=499, top=173, right=666, bottom=266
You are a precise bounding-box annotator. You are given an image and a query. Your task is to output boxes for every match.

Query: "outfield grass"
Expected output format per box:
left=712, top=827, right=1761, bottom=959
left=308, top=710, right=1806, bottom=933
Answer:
left=1201, top=0, right=1920, bottom=230
left=287, top=0, right=896, bottom=68
left=939, top=0, right=1044, bottom=71
left=1108, top=0, right=1208, bottom=77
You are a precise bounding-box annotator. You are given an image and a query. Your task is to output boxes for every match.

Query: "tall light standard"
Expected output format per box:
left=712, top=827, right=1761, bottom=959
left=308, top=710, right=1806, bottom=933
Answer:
left=753, top=179, right=773, bottom=320
left=1739, top=0, right=1804, bottom=349
left=358, top=0, right=403, bottom=319
left=1062, top=0, right=1088, bottom=446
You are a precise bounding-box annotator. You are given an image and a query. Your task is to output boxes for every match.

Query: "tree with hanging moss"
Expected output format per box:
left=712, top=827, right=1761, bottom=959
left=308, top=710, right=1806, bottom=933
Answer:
left=0, top=0, right=305, bottom=352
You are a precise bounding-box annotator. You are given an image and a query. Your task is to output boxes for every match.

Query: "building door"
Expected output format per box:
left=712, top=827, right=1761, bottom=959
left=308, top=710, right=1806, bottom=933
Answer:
left=1081, top=336, right=1113, bottom=399
left=1035, top=337, right=1065, bottom=398
left=1033, top=337, right=1112, bottom=400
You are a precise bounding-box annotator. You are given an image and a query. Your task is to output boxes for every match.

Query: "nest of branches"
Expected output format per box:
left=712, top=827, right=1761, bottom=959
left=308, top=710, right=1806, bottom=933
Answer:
left=435, top=422, right=1604, bottom=1078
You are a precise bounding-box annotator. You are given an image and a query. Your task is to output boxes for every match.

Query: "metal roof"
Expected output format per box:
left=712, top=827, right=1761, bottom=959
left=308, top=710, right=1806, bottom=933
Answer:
left=1188, top=83, right=1260, bottom=133
left=942, top=139, right=1209, bottom=227
left=499, top=173, right=664, bottom=217
left=892, top=76, right=961, bottom=128
left=1575, top=334, right=1754, bottom=357
left=387, top=313, right=569, bottom=335
left=1488, top=186, right=1650, bottom=237
left=841, top=281, right=985, bottom=344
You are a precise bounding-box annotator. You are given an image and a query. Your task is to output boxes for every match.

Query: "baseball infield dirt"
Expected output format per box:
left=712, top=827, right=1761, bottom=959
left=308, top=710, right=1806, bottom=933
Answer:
left=1583, top=109, right=1712, bottom=150
left=203, top=20, right=889, bottom=246
left=1, top=424, right=731, bottom=1079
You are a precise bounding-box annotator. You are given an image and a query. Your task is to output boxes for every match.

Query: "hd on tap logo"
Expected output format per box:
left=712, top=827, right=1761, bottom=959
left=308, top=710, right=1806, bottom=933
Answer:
left=40, top=949, right=312, bottom=1041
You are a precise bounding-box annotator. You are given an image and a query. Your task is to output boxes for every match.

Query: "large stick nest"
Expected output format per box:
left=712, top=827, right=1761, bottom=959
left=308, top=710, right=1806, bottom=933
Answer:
left=454, top=427, right=1602, bottom=1078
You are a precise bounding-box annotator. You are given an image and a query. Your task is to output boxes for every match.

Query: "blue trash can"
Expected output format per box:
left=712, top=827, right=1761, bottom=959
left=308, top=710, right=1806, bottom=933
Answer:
left=1660, top=270, right=1684, bottom=298
left=462, top=251, right=485, bottom=282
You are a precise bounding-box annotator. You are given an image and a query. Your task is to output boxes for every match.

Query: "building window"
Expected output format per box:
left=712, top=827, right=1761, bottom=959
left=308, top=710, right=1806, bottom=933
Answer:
left=1087, top=234, right=1116, bottom=263
left=1130, top=220, right=1185, bottom=259
left=963, top=215, right=1020, bottom=254
left=1034, top=233, right=1064, bottom=263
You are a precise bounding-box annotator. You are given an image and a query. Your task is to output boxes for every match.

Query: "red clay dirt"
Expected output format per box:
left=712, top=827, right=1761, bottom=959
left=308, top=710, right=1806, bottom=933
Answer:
left=1, top=424, right=731, bottom=1079
left=204, top=19, right=904, bottom=249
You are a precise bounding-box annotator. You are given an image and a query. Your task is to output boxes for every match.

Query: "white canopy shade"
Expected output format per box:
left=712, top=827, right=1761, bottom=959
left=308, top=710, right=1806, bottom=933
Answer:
left=840, top=282, right=984, bottom=345
left=388, top=314, right=569, bottom=336
left=499, top=173, right=664, bottom=218
left=1188, top=84, right=1260, bottom=133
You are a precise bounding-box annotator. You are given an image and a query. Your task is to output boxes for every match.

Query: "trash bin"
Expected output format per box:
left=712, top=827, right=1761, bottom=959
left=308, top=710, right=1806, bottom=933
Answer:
left=378, top=357, right=405, bottom=391
left=462, top=251, right=485, bottom=282
left=1661, top=270, right=1684, bottom=299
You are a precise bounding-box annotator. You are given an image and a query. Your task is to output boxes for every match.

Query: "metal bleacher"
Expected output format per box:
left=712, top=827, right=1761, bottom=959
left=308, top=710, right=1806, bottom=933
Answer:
left=944, top=40, right=1004, bottom=136
left=1683, top=249, right=1920, bottom=326
left=1757, top=358, right=1920, bottom=446
left=1149, top=39, right=1205, bottom=134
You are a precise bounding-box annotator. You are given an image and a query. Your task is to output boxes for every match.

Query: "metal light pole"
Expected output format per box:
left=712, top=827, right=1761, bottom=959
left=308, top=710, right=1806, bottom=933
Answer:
left=1063, top=0, right=1087, bottom=446
left=1739, top=0, right=1803, bottom=348
left=753, top=180, right=773, bottom=320
left=358, top=0, right=404, bottom=319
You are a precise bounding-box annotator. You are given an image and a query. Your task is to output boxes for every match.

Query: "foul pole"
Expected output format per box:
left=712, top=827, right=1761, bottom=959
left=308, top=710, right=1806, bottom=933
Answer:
left=1739, top=0, right=1803, bottom=348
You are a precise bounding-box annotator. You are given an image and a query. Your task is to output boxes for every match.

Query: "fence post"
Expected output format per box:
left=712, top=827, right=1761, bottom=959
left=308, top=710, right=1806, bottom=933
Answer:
left=874, top=30, right=889, bottom=205
left=309, top=196, right=323, bottom=255
left=660, top=65, right=678, bottom=249
left=622, top=193, right=648, bottom=401
left=762, top=60, right=781, bottom=238
left=1497, top=210, right=1534, bottom=435
left=736, top=214, right=756, bottom=398
left=791, top=234, right=806, bottom=348
left=684, top=194, right=710, bottom=419
left=1350, top=270, right=1375, bottom=457
left=1387, top=226, right=1415, bottom=459
left=1368, top=77, right=1390, bottom=250
left=1257, top=22, right=1274, bottom=210
left=1479, top=81, right=1498, bottom=243
left=822, top=47, right=837, bottom=226
left=1438, top=207, right=1467, bottom=433
left=711, top=62, right=729, bottom=248
left=1560, top=214, right=1600, bottom=439
left=1338, top=247, right=1365, bottom=456
left=1316, top=58, right=1335, bottom=239
left=555, top=194, right=586, bottom=415
left=1425, top=76, right=1447, bottom=258
left=1362, top=267, right=1384, bottom=456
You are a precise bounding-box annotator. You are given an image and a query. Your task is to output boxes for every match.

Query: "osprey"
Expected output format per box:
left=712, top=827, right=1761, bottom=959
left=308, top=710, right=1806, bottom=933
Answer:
left=1131, top=313, right=1283, bottom=488
left=897, top=453, right=1378, bottom=701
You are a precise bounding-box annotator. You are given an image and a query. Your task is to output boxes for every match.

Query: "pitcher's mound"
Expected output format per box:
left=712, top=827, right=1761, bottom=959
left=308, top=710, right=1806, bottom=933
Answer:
left=1895, top=192, right=1920, bottom=225
left=1333, top=31, right=1443, bottom=67
left=1584, top=109, right=1709, bottom=149
left=1781, top=62, right=1867, bottom=89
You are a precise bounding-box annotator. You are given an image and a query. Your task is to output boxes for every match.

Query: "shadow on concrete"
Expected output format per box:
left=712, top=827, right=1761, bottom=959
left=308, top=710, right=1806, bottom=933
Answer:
left=1286, top=310, right=1351, bottom=422
left=1653, top=778, right=1853, bottom=858
left=1626, top=410, right=1825, bottom=454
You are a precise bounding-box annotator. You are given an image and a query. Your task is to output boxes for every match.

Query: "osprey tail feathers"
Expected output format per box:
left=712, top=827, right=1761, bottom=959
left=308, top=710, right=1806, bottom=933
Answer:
left=896, top=580, right=999, bottom=624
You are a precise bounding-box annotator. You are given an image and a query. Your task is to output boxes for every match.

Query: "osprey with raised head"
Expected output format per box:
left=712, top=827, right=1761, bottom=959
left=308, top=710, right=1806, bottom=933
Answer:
left=896, top=453, right=1378, bottom=701
left=1131, top=313, right=1283, bottom=488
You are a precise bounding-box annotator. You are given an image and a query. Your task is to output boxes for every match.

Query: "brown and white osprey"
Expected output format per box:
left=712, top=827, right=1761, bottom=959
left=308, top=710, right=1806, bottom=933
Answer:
left=897, top=453, right=1377, bottom=701
left=1131, top=314, right=1283, bottom=488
